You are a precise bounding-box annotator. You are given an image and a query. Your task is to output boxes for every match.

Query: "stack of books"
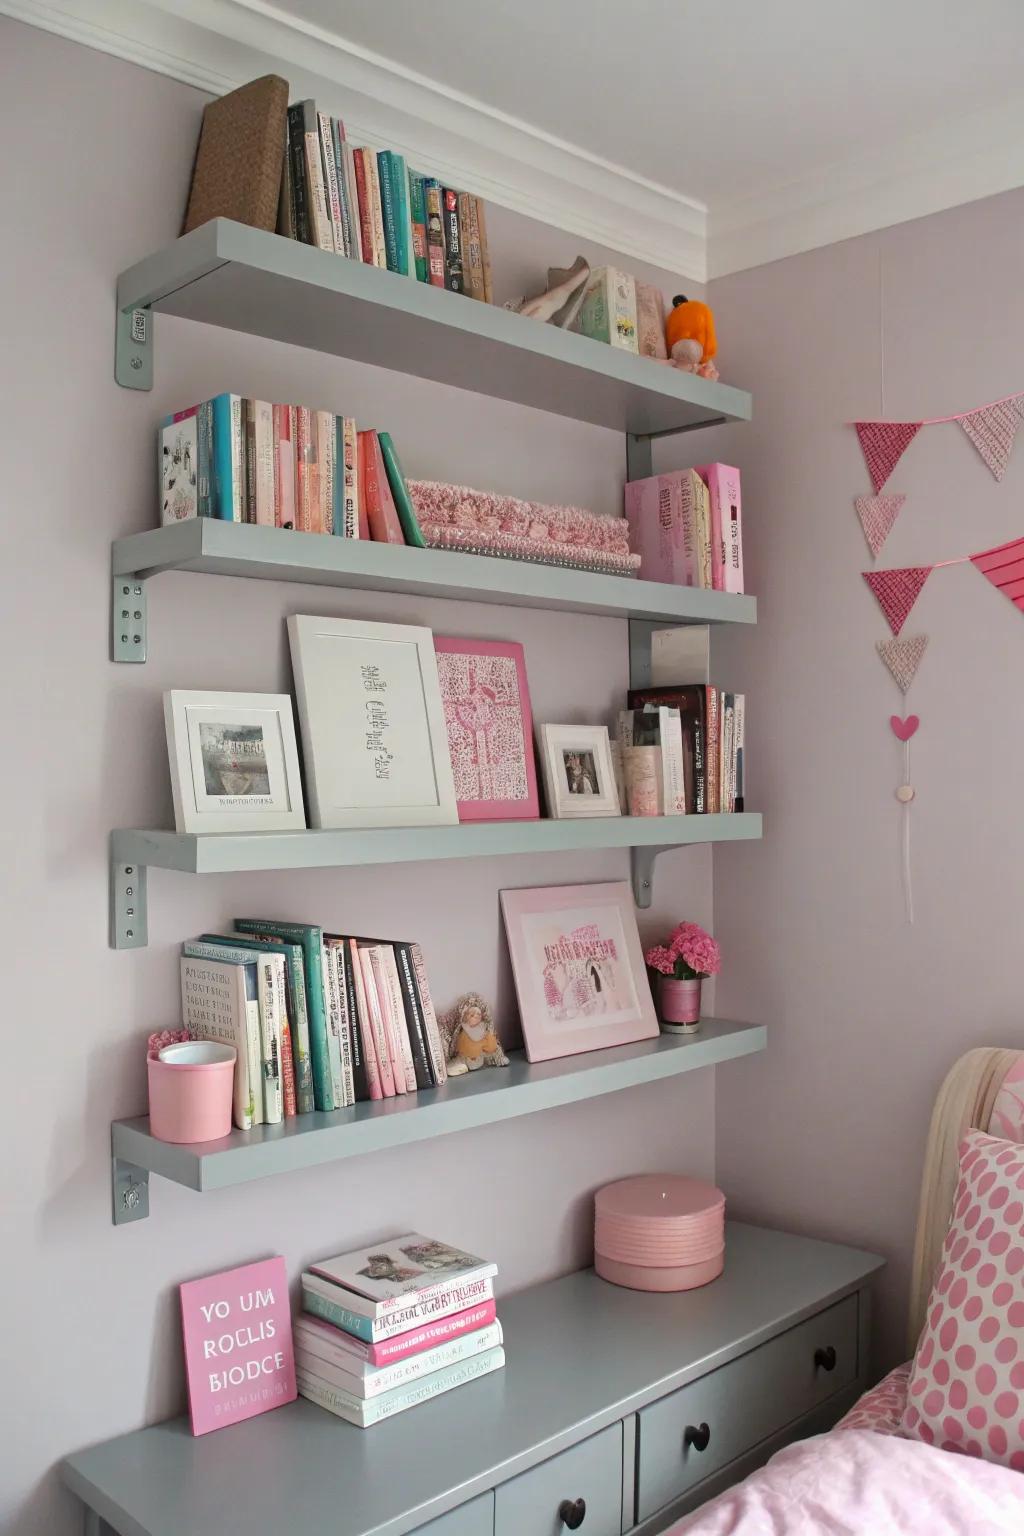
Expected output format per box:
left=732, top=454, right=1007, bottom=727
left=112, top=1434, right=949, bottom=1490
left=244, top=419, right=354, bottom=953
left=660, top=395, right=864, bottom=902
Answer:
left=625, top=465, right=745, bottom=595
left=282, top=100, right=492, bottom=300
left=569, top=266, right=667, bottom=359
left=178, top=923, right=448, bottom=1132
left=620, top=685, right=745, bottom=815
left=296, top=1234, right=504, bottom=1427
left=160, top=398, right=422, bottom=543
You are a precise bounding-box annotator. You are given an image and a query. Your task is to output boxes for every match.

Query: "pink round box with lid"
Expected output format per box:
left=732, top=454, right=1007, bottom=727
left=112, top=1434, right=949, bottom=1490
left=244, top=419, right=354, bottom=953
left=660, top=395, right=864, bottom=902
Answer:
left=594, top=1174, right=725, bottom=1293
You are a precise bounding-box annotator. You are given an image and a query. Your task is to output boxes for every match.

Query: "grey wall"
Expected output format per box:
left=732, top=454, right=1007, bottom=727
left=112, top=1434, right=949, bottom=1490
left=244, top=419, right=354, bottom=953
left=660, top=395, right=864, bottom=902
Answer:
left=0, top=20, right=717, bottom=1533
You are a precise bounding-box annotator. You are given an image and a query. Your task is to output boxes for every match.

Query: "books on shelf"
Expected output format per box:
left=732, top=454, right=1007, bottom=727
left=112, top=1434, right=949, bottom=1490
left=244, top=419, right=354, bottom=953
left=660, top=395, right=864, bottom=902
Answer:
left=179, top=924, right=447, bottom=1119
left=625, top=464, right=744, bottom=594
left=571, top=266, right=639, bottom=353
left=158, top=403, right=423, bottom=546
left=624, top=685, right=745, bottom=815
left=296, top=1234, right=504, bottom=1426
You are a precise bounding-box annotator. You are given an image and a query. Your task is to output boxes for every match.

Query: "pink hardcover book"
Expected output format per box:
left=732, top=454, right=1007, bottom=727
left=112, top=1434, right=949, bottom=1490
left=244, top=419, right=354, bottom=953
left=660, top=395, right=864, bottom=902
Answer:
left=298, top=1298, right=498, bottom=1368
left=379, top=946, right=419, bottom=1094
left=347, top=938, right=383, bottom=1100
left=365, top=945, right=411, bottom=1095
left=357, top=945, right=397, bottom=1096
left=695, top=463, right=743, bottom=593
left=625, top=471, right=699, bottom=587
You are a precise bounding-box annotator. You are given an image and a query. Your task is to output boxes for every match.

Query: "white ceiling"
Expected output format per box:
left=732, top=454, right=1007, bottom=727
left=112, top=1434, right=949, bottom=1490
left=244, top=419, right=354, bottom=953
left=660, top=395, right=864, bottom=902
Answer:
left=10, top=0, right=1024, bottom=279
left=279, top=0, right=1024, bottom=206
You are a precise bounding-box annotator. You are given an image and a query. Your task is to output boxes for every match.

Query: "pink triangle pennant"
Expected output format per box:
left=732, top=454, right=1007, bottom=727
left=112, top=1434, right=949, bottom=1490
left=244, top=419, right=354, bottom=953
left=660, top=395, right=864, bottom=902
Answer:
left=855, top=421, right=923, bottom=493
left=863, top=566, right=933, bottom=636
left=855, top=494, right=906, bottom=558
left=958, top=396, right=1024, bottom=481
left=876, top=634, right=928, bottom=694
left=970, top=535, right=1024, bottom=613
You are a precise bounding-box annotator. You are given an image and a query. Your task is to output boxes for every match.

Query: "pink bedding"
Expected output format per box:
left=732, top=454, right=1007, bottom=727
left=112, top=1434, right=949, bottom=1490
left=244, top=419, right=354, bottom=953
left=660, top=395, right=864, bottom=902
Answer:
left=670, top=1427, right=1024, bottom=1533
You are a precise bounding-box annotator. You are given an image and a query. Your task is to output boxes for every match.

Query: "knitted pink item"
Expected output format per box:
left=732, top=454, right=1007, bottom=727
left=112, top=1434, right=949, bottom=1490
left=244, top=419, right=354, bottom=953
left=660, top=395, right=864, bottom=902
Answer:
left=971, top=535, right=1024, bottom=613
left=863, top=566, right=933, bottom=636
left=958, top=397, right=1024, bottom=482
left=855, top=421, right=923, bottom=493
left=409, top=480, right=640, bottom=578
left=855, top=494, right=905, bottom=558
left=877, top=634, right=929, bottom=694
left=148, top=1028, right=189, bottom=1060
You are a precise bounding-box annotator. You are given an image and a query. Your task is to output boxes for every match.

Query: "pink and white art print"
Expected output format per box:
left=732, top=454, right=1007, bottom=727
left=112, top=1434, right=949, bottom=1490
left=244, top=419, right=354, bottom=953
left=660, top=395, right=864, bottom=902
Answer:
left=434, top=638, right=539, bottom=821
left=180, top=1256, right=296, bottom=1436
left=500, top=882, right=658, bottom=1062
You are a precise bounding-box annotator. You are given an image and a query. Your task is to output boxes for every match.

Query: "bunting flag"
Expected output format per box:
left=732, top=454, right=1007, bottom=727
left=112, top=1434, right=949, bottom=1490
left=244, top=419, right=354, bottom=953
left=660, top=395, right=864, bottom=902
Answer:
left=877, top=634, right=928, bottom=694
left=855, top=422, right=923, bottom=493
left=863, top=566, right=933, bottom=636
left=970, top=535, right=1024, bottom=613
left=855, top=494, right=905, bottom=558
left=958, top=397, right=1024, bottom=482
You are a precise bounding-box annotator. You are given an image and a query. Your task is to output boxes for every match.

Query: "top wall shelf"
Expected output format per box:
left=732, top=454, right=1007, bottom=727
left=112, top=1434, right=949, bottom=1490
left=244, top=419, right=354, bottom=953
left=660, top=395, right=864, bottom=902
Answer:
left=116, top=219, right=752, bottom=436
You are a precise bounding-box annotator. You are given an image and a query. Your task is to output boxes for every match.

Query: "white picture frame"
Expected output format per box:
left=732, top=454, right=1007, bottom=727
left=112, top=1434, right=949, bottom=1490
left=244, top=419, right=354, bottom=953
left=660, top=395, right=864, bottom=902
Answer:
left=163, top=691, right=306, bottom=834
left=537, top=724, right=620, bottom=818
left=287, top=614, right=458, bottom=829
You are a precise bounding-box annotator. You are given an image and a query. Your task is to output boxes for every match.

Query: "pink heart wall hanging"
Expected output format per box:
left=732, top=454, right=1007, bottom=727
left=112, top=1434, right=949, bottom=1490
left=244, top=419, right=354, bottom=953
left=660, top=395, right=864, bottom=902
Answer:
left=890, top=714, right=919, bottom=741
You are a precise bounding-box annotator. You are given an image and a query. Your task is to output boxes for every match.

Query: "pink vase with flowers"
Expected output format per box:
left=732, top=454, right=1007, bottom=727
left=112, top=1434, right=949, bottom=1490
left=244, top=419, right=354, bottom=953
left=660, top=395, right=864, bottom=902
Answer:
left=644, top=922, right=721, bottom=1034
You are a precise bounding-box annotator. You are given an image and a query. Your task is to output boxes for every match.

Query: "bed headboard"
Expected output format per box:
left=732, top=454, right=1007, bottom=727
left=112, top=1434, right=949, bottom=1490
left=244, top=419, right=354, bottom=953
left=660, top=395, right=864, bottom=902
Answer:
left=907, top=1047, right=1024, bottom=1351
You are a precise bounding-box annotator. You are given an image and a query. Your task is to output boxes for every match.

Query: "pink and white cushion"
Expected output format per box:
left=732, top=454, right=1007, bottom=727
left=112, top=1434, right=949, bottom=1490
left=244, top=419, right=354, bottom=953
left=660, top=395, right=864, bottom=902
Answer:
left=990, top=1058, right=1024, bottom=1145
left=836, top=1362, right=911, bottom=1437
left=902, top=1129, right=1024, bottom=1467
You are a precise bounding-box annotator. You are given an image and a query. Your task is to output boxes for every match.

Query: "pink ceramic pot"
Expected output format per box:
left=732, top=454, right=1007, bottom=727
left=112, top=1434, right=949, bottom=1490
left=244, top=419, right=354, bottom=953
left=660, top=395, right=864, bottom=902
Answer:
left=148, top=1041, right=236, bottom=1143
left=660, top=976, right=702, bottom=1028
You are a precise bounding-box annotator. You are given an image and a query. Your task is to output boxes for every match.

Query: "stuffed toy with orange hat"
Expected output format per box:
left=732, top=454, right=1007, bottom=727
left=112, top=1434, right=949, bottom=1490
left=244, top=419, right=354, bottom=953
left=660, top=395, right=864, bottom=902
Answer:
left=664, top=295, right=719, bottom=381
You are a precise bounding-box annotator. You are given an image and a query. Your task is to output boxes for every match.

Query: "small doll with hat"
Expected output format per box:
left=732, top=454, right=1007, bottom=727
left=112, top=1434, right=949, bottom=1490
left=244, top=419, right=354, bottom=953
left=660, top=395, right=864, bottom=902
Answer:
left=438, top=991, right=509, bottom=1076
left=664, top=295, right=719, bottom=381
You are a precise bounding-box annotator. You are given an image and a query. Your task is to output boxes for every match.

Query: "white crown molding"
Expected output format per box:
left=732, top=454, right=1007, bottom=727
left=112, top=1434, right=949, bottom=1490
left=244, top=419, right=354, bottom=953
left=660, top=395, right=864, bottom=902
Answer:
left=708, top=89, right=1024, bottom=278
left=1, top=0, right=708, bottom=282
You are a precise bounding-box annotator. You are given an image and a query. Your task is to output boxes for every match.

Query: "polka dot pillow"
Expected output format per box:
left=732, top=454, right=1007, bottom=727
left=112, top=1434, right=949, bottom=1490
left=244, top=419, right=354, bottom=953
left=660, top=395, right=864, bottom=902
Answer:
left=903, top=1129, right=1024, bottom=1467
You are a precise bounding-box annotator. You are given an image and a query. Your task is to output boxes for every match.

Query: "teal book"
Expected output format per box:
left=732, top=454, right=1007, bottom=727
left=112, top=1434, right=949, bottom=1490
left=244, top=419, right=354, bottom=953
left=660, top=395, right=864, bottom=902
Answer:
left=378, top=432, right=426, bottom=548
left=388, top=152, right=411, bottom=276
left=302, top=1284, right=377, bottom=1343
left=377, top=151, right=399, bottom=272
left=235, top=919, right=334, bottom=1112
left=408, top=171, right=428, bottom=282
left=211, top=392, right=243, bottom=520
left=202, top=933, right=314, bottom=1115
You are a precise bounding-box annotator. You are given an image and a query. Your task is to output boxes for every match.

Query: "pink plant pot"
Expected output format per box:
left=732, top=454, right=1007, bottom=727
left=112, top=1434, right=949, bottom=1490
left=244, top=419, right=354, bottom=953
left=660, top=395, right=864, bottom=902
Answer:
left=148, top=1041, right=236, bottom=1144
left=660, top=976, right=702, bottom=1029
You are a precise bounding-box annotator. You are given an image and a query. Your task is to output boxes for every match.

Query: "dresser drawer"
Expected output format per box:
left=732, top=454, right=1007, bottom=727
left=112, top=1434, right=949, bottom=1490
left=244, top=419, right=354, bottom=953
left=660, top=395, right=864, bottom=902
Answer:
left=637, top=1293, right=858, bottom=1521
left=415, top=1493, right=495, bottom=1536
left=494, top=1423, right=623, bottom=1536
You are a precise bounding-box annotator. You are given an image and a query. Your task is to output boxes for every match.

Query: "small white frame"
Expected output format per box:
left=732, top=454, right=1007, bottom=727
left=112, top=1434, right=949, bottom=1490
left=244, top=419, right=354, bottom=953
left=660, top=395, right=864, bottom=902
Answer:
left=163, top=690, right=305, bottom=834
left=288, top=614, right=458, bottom=829
left=537, top=724, right=620, bottom=819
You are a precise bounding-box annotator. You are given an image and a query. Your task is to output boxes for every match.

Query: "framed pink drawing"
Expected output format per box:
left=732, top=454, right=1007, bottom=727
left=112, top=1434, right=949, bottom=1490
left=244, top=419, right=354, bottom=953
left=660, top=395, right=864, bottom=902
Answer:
left=180, top=1256, right=296, bottom=1435
left=500, top=881, right=659, bottom=1062
left=434, top=637, right=539, bottom=821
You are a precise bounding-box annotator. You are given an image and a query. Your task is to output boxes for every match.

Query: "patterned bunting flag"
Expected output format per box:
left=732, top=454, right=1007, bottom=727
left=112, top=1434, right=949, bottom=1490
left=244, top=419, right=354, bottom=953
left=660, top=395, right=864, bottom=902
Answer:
left=958, top=395, right=1024, bottom=482
left=863, top=566, right=933, bottom=636
left=970, top=536, right=1024, bottom=612
left=855, top=422, right=923, bottom=493
left=855, top=494, right=905, bottom=558
left=876, top=634, right=928, bottom=694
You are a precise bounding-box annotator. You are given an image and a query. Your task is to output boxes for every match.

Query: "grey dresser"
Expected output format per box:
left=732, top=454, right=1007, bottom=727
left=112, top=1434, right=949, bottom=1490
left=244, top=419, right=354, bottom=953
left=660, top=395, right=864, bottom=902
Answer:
left=62, top=1224, right=883, bottom=1536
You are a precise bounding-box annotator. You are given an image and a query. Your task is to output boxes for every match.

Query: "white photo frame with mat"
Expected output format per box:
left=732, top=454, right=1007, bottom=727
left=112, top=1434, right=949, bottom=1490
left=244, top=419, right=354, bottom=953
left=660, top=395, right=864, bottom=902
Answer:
left=288, top=615, right=458, bottom=829
left=163, top=691, right=305, bottom=833
left=538, top=724, right=620, bottom=818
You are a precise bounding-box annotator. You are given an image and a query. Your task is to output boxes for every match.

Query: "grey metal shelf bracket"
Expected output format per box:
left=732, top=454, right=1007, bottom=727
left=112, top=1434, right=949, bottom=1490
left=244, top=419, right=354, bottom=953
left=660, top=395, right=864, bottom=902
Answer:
left=110, top=853, right=148, bottom=949
left=112, top=1153, right=150, bottom=1225
left=631, top=845, right=667, bottom=909
left=112, top=575, right=148, bottom=662
left=115, top=304, right=153, bottom=390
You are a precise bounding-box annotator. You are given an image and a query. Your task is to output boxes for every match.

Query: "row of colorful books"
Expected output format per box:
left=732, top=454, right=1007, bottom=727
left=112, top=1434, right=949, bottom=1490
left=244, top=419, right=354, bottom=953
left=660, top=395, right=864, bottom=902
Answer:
left=160, top=394, right=423, bottom=542
left=282, top=101, right=492, bottom=300
left=296, top=1233, right=503, bottom=1428
left=625, top=464, right=745, bottom=595
left=180, top=923, right=448, bottom=1132
left=620, top=685, right=746, bottom=815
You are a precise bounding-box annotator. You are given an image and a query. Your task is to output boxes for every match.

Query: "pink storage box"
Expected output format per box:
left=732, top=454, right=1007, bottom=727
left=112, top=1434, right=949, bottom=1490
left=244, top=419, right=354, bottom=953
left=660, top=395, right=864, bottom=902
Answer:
left=594, top=1174, right=725, bottom=1294
left=695, top=463, right=744, bottom=594
left=148, top=1041, right=236, bottom=1143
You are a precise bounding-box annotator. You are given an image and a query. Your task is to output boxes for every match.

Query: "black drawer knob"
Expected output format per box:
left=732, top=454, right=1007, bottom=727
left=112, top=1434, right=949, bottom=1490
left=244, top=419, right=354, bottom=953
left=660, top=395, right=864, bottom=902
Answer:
left=814, top=1345, right=837, bottom=1372
left=683, top=1422, right=711, bottom=1453
left=558, top=1497, right=586, bottom=1529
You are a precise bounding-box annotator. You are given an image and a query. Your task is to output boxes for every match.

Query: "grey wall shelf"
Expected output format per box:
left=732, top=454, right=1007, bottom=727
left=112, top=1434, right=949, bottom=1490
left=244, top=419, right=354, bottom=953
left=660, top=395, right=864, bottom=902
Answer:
left=109, top=814, right=763, bottom=948
left=62, top=1226, right=883, bottom=1536
left=115, top=219, right=753, bottom=437
left=111, top=1021, right=765, bottom=1223
left=113, top=519, right=756, bottom=660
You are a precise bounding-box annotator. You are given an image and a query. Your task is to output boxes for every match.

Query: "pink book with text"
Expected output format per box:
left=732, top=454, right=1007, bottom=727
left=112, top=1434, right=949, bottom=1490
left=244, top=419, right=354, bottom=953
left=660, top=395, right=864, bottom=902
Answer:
left=625, top=471, right=700, bottom=586
left=695, top=463, right=743, bottom=593
left=346, top=938, right=383, bottom=1100
left=301, top=1297, right=497, bottom=1367
left=356, top=945, right=397, bottom=1096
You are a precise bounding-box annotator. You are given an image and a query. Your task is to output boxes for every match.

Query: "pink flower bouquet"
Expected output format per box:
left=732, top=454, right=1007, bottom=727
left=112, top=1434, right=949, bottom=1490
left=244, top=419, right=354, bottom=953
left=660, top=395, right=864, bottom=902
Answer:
left=645, top=922, right=721, bottom=981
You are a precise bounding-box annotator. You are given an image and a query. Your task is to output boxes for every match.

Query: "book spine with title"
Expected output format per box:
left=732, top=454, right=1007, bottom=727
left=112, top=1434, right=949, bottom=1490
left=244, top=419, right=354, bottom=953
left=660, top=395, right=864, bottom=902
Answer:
left=297, top=1345, right=505, bottom=1427
left=294, top=1317, right=503, bottom=1398
left=234, top=919, right=334, bottom=1112
left=301, top=1272, right=496, bottom=1341
left=299, top=1295, right=497, bottom=1367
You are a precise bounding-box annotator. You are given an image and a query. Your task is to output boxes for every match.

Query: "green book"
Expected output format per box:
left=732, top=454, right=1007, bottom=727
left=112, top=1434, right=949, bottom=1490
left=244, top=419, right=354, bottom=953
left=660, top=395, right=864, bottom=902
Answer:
left=408, top=171, right=428, bottom=282
left=378, top=431, right=425, bottom=548
left=388, top=152, right=411, bottom=276
left=376, top=151, right=399, bottom=273
left=203, top=933, right=314, bottom=1115
left=234, top=919, right=333, bottom=1112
